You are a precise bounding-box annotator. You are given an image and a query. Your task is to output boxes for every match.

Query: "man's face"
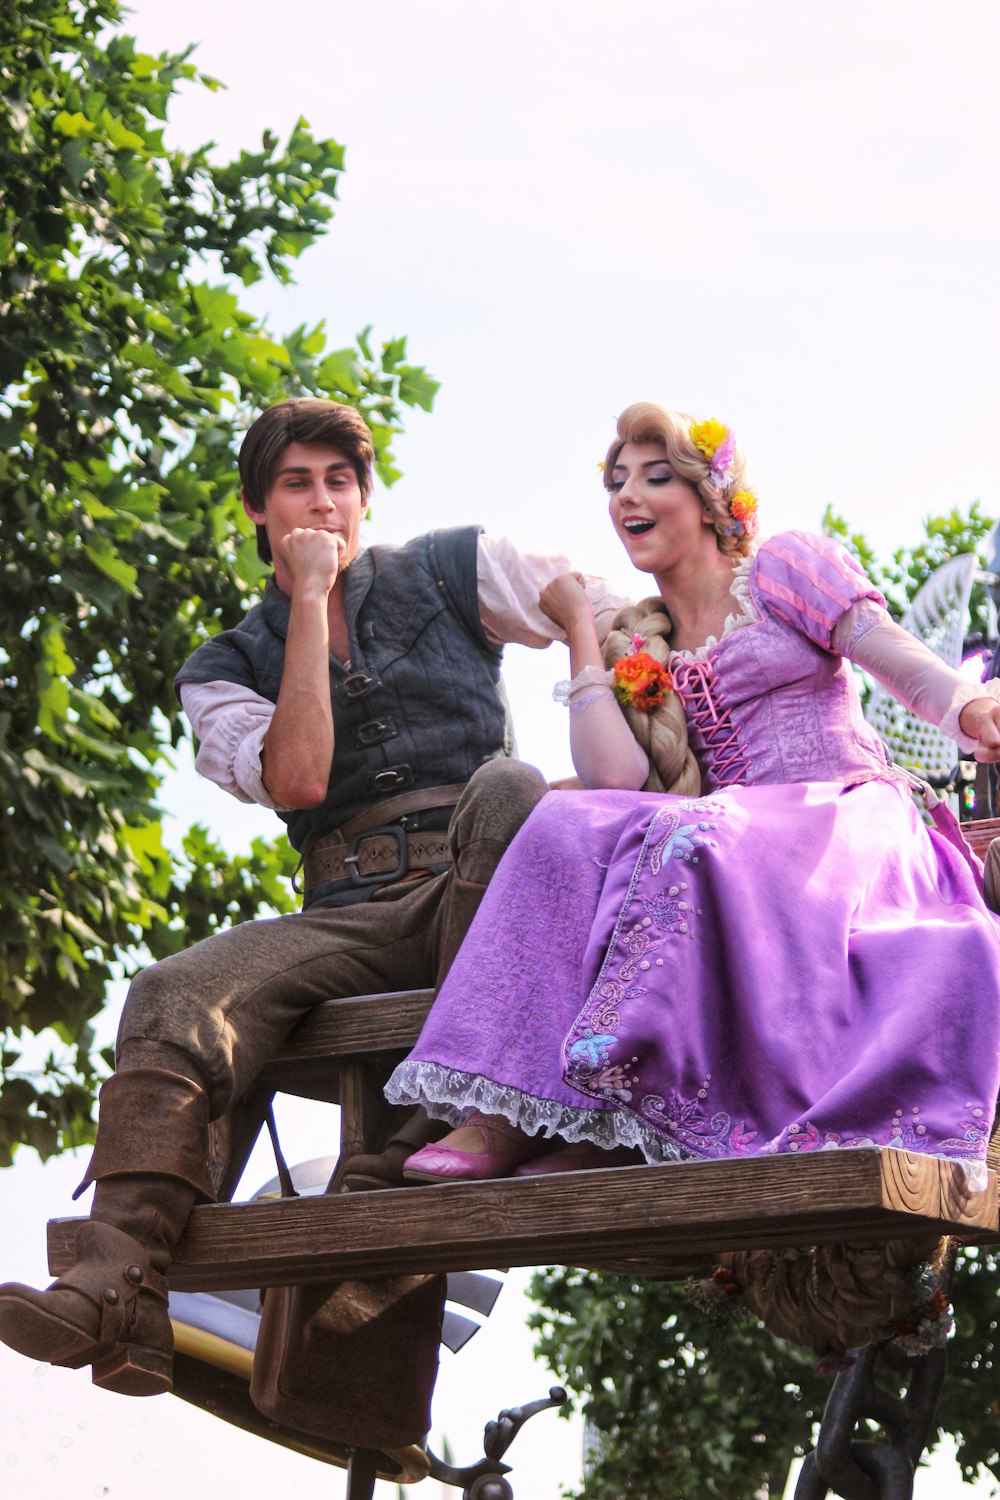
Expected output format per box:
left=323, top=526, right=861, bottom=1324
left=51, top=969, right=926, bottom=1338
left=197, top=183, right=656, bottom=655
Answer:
left=242, top=440, right=365, bottom=577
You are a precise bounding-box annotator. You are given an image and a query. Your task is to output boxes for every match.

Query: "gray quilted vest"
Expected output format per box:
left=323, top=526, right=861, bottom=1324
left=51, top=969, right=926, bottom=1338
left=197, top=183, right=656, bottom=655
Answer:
left=175, top=527, right=512, bottom=850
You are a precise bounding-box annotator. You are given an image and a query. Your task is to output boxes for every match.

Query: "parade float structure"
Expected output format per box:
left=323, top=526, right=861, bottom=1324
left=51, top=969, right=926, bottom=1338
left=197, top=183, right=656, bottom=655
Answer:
left=46, top=536, right=1000, bottom=1500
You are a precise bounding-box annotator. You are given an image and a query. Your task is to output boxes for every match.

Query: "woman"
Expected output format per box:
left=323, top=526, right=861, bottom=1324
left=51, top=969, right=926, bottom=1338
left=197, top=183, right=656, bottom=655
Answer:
left=388, top=403, right=1000, bottom=1188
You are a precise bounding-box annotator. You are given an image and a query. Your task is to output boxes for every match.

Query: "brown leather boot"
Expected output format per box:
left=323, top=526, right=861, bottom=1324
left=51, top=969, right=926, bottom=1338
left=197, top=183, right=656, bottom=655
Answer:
left=0, top=1067, right=214, bottom=1396
left=340, top=1108, right=448, bottom=1191
left=0, top=1213, right=177, bottom=1395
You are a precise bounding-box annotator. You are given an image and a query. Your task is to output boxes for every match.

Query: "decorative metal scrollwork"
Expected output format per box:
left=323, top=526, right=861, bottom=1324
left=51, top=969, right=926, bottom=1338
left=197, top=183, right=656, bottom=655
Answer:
left=428, top=1386, right=569, bottom=1500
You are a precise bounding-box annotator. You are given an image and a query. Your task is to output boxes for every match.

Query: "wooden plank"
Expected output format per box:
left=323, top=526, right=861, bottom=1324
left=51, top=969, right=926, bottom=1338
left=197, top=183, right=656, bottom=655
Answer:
left=256, top=990, right=433, bottom=1101
left=336, top=1060, right=396, bottom=1164
left=878, top=1143, right=994, bottom=1222
left=48, top=1150, right=997, bottom=1292
left=962, top=816, right=1000, bottom=862
left=274, top=989, right=434, bottom=1057
left=254, top=990, right=432, bottom=1102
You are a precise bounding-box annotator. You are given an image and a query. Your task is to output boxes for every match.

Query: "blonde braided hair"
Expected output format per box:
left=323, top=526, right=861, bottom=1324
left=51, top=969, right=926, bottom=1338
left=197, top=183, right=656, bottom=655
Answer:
left=603, top=600, right=701, bottom=797
left=688, top=1235, right=950, bottom=1361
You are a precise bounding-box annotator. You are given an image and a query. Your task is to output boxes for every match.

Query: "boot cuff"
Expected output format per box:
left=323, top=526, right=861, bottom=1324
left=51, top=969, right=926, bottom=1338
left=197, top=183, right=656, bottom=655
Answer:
left=74, top=1068, right=216, bottom=1202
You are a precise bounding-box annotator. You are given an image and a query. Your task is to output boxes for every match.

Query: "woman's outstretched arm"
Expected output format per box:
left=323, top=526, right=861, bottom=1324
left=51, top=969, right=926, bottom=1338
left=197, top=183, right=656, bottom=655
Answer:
left=835, top=599, right=1000, bottom=761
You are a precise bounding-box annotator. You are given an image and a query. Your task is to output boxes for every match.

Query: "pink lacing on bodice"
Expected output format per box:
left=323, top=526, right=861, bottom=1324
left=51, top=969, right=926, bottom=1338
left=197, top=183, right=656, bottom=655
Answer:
left=671, top=656, right=751, bottom=788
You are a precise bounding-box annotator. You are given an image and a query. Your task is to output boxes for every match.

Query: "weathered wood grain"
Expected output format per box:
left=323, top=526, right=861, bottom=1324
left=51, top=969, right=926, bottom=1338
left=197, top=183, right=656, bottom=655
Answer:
left=336, top=1060, right=396, bottom=1164
left=48, top=1150, right=997, bottom=1292
left=254, top=990, right=433, bottom=1102
left=960, top=816, right=1000, bottom=862
left=270, top=990, right=433, bottom=1061
left=878, top=1146, right=996, bottom=1223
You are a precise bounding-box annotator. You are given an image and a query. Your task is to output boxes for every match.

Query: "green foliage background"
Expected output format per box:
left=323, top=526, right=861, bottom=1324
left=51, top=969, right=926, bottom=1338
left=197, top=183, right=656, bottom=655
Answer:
left=531, top=1243, right=1000, bottom=1500
left=0, top=0, right=436, bottom=1163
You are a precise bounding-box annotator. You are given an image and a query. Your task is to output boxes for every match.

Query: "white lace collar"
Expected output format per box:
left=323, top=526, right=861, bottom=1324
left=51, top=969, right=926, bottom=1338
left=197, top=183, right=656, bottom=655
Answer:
left=670, top=552, right=757, bottom=662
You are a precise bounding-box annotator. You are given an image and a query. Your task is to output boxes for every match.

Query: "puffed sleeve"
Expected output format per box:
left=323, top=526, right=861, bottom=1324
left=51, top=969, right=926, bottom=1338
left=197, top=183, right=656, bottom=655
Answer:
left=476, top=535, right=630, bottom=647
left=751, top=530, right=885, bottom=652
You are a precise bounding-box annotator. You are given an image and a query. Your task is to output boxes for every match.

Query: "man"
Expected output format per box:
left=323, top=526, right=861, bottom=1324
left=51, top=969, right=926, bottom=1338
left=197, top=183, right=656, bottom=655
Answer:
left=0, top=398, right=623, bottom=1431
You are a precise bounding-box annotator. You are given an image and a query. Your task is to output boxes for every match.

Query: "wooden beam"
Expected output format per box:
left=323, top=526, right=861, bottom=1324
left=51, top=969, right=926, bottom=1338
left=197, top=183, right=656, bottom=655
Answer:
left=255, top=990, right=433, bottom=1101
left=48, top=1150, right=998, bottom=1292
left=961, top=816, right=1000, bottom=862
left=270, top=989, right=434, bottom=1059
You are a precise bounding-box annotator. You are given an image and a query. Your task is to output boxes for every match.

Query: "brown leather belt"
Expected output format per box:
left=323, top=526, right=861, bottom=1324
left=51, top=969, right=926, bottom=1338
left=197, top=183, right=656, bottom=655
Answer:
left=303, top=828, right=454, bottom=892
left=302, top=782, right=468, bottom=894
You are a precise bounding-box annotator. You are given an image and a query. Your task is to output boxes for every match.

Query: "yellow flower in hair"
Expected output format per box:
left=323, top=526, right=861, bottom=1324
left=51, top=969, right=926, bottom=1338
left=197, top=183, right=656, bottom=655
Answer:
left=689, top=418, right=729, bottom=459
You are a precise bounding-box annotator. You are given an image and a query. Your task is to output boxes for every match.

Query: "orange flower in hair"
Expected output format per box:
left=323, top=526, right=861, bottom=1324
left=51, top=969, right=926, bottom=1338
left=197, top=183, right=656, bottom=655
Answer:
left=730, top=490, right=757, bottom=523
left=724, top=488, right=759, bottom=539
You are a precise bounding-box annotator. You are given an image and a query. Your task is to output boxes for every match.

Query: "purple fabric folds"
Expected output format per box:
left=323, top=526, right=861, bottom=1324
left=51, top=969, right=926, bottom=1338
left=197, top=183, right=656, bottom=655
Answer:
left=386, top=533, right=1000, bottom=1183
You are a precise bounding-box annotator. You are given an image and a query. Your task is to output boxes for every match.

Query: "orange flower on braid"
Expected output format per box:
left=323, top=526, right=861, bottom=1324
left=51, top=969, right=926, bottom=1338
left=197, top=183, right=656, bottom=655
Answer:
left=612, top=651, right=673, bottom=713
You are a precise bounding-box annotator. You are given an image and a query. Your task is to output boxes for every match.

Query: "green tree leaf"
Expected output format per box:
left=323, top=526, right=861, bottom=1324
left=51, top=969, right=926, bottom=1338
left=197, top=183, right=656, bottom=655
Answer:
left=0, top=0, right=436, bottom=1163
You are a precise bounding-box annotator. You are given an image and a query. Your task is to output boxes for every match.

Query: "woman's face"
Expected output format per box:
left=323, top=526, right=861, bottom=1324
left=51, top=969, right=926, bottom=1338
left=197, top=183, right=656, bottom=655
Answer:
left=607, top=440, right=715, bottom=573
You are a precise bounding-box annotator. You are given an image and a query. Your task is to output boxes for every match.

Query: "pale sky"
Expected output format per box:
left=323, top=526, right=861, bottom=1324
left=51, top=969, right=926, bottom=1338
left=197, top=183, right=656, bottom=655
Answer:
left=2, top=2, right=999, bottom=1495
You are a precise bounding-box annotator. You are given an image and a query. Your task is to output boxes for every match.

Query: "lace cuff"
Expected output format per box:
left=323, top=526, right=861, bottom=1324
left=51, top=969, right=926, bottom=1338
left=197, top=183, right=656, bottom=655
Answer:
left=553, top=665, right=614, bottom=706
left=940, top=677, right=1000, bottom=753
left=567, top=690, right=614, bottom=714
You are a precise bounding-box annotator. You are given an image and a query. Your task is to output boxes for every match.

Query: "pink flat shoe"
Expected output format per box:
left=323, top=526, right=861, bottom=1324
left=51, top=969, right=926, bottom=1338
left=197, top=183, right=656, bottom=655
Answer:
left=403, top=1113, right=537, bottom=1183
left=511, top=1142, right=644, bottom=1177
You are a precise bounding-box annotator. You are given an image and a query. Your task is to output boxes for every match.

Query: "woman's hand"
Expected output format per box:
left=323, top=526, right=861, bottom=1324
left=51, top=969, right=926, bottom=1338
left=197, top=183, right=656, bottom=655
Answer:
left=541, top=570, right=604, bottom=682
left=959, top=697, right=1000, bottom=761
left=539, top=572, right=592, bottom=632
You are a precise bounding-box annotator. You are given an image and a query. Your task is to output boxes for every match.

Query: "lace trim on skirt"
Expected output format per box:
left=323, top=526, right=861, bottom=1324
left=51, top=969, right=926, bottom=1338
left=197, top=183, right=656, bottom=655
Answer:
left=385, top=1059, right=990, bottom=1190
left=387, top=1059, right=739, bottom=1166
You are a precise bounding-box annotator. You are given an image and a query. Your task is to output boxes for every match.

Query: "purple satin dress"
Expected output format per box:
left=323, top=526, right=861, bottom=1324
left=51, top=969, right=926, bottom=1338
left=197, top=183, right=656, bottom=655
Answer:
left=387, top=532, right=1000, bottom=1182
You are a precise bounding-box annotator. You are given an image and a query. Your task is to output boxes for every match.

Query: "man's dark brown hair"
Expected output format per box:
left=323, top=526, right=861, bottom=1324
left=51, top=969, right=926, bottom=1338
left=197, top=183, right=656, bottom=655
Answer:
left=239, top=398, right=375, bottom=563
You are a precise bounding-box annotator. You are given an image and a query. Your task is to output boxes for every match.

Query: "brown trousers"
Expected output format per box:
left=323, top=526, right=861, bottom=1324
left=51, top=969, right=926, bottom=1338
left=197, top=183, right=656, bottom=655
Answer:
left=116, top=759, right=548, bottom=1119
